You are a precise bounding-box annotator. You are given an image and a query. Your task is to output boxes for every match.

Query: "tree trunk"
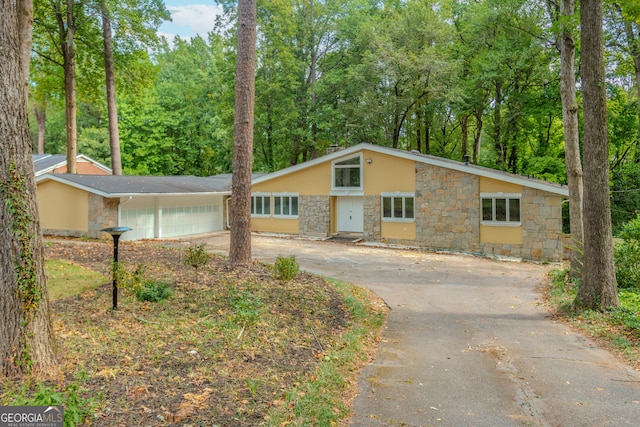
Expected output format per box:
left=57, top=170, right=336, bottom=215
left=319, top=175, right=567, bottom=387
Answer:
left=577, top=0, right=618, bottom=309
left=17, top=0, right=33, bottom=87
left=559, top=0, right=584, bottom=279
left=461, top=113, right=468, bottom=161
left=101, top=2, right=122, bottom=175
left=228, top=0, right=257, bottom=268
left=0, top=0, right=57, bottom=376
left=55, top=0, right=77, bottom=173
left=35, top=103, right=46, bottom=154
left=473, top=109, right=483, bottom=164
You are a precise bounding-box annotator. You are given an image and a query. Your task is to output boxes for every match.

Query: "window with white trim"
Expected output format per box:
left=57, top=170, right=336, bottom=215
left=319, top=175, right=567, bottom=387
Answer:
left=274, top=193, right=299, bottom=218
left=251, top=193, right=271, bottom=217
left=332, top=154, right=362, bottom=189
left=381, top=193, right=415, bottom=221
left=481, top=193, right=521, bottom=224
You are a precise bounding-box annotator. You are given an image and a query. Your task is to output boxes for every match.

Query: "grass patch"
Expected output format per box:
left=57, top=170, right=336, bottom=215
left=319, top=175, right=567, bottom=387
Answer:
left=1, top=240, right=388, bottom=426
left=546, top=268, right=640, bottom=367
left=46, top=259, right=108, bottom=300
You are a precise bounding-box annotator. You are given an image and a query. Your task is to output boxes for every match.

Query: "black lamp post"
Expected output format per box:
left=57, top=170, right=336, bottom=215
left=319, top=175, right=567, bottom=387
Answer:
left=101, top=226, right=131, bottom=310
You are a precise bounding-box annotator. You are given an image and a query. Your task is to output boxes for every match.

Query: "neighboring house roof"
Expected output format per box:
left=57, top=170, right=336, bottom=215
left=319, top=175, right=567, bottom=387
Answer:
left=36, top=174, right=235, bottom=197
left=252, top=143, right=569, bottom=197
left=33, top=154, right=112, bottom=176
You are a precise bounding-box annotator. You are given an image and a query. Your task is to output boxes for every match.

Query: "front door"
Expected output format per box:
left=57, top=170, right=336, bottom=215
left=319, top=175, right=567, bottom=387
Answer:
left=337, top=197, right=364, bottom=233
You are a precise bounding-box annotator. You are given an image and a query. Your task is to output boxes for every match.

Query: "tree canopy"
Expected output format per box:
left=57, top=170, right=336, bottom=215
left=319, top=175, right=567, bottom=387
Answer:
left=26, top=0, right=640, bottom=231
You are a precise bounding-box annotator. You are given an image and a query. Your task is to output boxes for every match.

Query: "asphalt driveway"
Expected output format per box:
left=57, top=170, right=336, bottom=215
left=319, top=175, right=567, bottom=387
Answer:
left=187, top=232, right=640, bottom=427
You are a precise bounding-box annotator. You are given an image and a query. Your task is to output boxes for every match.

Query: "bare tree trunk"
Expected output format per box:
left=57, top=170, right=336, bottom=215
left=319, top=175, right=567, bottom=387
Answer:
left=472, top=109, right=483, bottom=164
left=101, top=1, right=122, bottom=175
left=55, top=0, right=77, bottom=173
left=558, top=0, right=584, bottom=279
left=35, top=103, right=46, bottom=154
left=577, top=0, right=618, bottom=309
left=461, top=113, right=468, bottom=161
left=1, top=0, right=57, bottom=376
left=228, top=0, right=257, bottom=268
left=17, top=0, right=33, bottom=87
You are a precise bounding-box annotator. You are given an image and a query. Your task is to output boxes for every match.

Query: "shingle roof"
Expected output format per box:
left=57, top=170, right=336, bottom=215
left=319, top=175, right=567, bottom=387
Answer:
left=33, top=154, right=112, bottom=175
left=37, top=174, right=235, bottom=197
left=33, top=154, right=67, bottom=174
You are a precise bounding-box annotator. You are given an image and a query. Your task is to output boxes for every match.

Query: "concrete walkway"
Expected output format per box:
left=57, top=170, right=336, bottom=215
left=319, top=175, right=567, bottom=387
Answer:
left=184, top=232, right=640, bottom=427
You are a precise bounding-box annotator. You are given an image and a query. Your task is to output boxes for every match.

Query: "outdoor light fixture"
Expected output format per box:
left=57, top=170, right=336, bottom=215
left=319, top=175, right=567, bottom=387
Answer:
left=101, top=226, right=132, bottom=310
left=366, top=158, right=372, bottom=164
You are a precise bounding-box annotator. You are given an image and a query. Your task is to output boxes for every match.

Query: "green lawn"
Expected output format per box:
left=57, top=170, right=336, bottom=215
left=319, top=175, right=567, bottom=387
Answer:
left=46, top=259, right=108, bottom=300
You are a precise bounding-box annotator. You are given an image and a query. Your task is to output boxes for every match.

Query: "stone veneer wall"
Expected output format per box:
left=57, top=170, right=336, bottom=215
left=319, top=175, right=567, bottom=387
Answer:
left=476, top=187, right=563, bottom=261
left=363, top=195, right=380, bottom=241
left=299, top=195, right=331, bottom=237
left=88, top=194, right=119, bottom=238
left=410, top=163, right=481, bottom=253
left=377, top=163, right=563, bottom=261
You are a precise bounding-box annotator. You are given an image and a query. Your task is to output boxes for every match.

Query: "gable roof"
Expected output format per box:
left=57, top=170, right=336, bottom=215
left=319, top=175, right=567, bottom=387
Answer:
left=33, top=154, right=112, bottom=176
left=37, top=174, right=234, bottom=198
left=252, top=143, right=569, bottom=196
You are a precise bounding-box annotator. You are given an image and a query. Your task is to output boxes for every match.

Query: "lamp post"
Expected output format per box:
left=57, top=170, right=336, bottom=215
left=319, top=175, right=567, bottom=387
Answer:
left=101, top=226, right=131, bottom=310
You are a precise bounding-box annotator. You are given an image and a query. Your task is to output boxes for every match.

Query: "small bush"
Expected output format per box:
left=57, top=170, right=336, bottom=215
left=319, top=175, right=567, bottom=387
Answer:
left=614, top=215, right=640, bottom=289
left=274, top=255, right=299, bottom=281
left=185, top=243, right=211, bottom=281
left=135, top=280, right=172, bottom=302
left=5, top=372, right=99, bottom=427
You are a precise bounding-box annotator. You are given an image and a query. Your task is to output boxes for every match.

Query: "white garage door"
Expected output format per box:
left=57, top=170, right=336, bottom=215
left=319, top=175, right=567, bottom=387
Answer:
left=119, top=195, right=224, bottom=241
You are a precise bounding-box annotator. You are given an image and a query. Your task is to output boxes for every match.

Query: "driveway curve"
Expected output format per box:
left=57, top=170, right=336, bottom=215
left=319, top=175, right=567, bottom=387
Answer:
left=187, top=232, right=640, bottom=427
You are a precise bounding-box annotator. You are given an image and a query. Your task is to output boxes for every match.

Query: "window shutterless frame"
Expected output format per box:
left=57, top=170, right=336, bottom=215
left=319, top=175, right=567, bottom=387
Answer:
left=480, top=192, right=522, bottom=226
left=381, top=192, right=415, bottom=222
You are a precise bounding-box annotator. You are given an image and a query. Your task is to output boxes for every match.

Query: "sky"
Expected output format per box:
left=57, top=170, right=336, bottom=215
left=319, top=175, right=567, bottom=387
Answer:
left=158, top=1, right=223, bottom=42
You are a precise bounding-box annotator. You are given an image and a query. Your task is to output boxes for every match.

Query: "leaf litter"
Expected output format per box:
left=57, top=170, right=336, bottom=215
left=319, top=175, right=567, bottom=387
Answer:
left=37, top=239, right=385, bottom=426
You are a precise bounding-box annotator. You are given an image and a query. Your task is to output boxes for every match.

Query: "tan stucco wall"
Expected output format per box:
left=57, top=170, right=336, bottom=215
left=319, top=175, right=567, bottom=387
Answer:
left=251, top=217, right=299, bottom=234
left=479, top=177, right=522, bottom=193
left=480, top=226, right=523, bottom=244
left=37, top=180, right=89, bottom=232
left=252, top=162, right=329, bottom=195
left=362, top=150, right=415, bottom=194
left=381, top=221, right=416, bottom=240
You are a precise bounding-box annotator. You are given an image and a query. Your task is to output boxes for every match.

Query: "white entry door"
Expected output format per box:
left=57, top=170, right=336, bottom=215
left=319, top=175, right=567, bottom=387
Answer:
left=337, top=197, right=364, bottom=232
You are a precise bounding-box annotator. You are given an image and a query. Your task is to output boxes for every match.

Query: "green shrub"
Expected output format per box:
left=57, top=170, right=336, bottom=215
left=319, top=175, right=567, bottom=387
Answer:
left=614, top=215, right=640, bottom=289
left=135, top=280, right=172, bottom=302
left=228, top=285, right=263, bottom=326
left=4, top=372, right=99, bottom=427
left=184, top=243, right=211, bottom=281
left=274, top=255, right=299, bottom=281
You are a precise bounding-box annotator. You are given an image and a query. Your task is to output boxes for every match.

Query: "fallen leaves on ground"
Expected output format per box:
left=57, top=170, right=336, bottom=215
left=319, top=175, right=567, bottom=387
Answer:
left=37, top=238, right=369, bottom=426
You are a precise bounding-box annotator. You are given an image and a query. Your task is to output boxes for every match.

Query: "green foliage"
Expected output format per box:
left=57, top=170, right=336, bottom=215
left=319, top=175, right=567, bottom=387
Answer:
left=184, top=243, right=211, bottom=281
left=1, top=163, right=39, bottom=322
left=611, top=162, right=640, bottom=234
left=614, top=215, right=640, bottom=289
left=135, top=280, right=172, bottom=303
left=113, top=262, right=172, bottom=303
left=227, top=285, right=263, bottom=326
left=610, top=289, right=640, bottom=330
left=3, top=372, right=99, bottom=427
left=274, top=255, right=300, bottom=282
